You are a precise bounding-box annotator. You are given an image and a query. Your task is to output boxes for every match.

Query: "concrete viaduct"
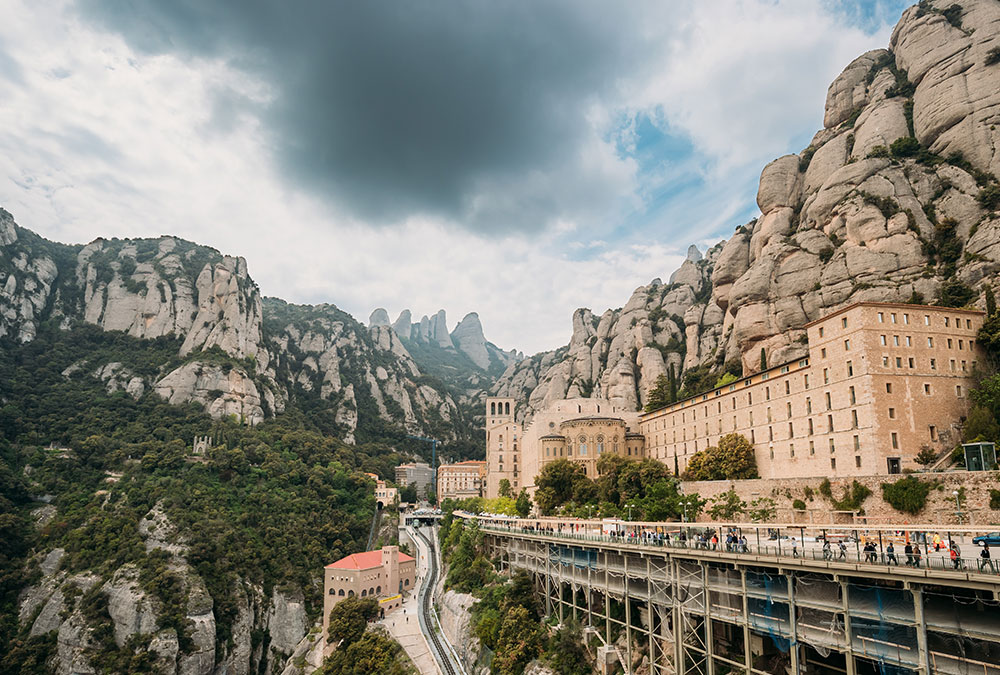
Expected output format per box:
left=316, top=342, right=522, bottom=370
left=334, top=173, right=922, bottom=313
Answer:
left=457, top=514, right=1000, bottom=675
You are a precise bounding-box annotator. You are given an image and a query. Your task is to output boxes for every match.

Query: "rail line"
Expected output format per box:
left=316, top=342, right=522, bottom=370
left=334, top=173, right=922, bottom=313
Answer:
left=413, top=527, right=458, bottom=675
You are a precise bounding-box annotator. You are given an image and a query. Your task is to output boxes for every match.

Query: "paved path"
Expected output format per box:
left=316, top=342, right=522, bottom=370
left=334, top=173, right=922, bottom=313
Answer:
left=381, top=528, right=441, bottom=675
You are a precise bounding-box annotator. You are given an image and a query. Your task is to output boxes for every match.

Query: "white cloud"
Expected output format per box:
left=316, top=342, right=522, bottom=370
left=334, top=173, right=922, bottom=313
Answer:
left=0, top=0, right=899, bottom=355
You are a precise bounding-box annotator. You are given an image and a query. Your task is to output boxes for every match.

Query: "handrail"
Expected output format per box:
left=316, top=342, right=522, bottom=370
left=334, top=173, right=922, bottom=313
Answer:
left=470, top=521, right=1000, bottom=581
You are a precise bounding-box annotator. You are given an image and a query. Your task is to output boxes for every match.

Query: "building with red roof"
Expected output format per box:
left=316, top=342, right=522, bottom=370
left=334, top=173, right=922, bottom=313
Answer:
left=322, top=545, right=416, bottom=635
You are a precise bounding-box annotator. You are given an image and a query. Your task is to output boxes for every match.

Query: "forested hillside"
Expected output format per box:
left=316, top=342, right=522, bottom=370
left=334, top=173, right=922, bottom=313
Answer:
left=0, top=323, right=413, bottom=673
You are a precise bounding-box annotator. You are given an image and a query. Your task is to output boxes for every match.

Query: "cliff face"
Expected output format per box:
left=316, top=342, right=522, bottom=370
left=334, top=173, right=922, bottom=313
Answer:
left=495, top=0, right=1000, bottom=421
left=0, top=211, right=476, bottom=444
left=18, top=505, right=309, bottom=675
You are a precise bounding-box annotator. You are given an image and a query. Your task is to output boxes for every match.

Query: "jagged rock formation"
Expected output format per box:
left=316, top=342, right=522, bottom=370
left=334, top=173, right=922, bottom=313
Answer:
left=450, top=312, right=491, bottom=370
left=496, top=0, right=1000, bottom=421
left=17, top=504, right=309, bottom=675
left=266, top=299, right=460, bottom=443
left=494, top=244, right=722, bottom=419
left=0, top=210, right=516, bottom=444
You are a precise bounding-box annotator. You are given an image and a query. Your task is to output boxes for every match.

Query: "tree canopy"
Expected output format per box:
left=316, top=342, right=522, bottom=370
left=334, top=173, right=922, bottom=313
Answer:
left=683, top=433, right=759, bottom=481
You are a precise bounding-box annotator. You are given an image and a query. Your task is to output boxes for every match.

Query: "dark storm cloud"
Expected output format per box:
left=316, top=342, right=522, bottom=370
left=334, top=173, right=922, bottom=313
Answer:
left=78, top=1, right=648, bottom=231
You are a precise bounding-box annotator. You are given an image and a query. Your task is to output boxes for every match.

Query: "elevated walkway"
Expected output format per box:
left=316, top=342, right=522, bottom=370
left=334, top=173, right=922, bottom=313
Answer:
left=459, top=514, right=1000, bottom=675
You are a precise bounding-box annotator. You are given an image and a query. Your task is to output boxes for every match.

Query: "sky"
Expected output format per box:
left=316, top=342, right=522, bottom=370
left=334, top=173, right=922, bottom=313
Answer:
left=0, top=0, right=911, bottom=355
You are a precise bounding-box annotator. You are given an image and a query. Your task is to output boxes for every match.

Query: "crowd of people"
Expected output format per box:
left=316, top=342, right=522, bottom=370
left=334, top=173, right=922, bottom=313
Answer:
left=469, top=514, right=998, bottom=574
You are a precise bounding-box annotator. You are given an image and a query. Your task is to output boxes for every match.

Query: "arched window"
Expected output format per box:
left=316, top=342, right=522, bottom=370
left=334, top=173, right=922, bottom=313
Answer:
left=505, top=402, right=510, bottom=415
left=404, top=579, right=410, bottom=586
left=338, top=589, right=345, bottom=596
left=369, top=588, right=375, bottom=596
left=376, top=586, right=381, bottom=594
left=491, top=402, right=496, bottom=415
left=361, top=589, right=367, bottom=597
left=349, top=590, right=355, bottom=597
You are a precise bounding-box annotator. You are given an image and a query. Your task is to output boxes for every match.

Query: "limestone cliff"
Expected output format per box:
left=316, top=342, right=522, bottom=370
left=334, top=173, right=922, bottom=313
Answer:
left=0, top=212, right=478, bottom=443
left=17, top=504, right=309, bottom=675
left=496, top=0, right=1000, bottom=421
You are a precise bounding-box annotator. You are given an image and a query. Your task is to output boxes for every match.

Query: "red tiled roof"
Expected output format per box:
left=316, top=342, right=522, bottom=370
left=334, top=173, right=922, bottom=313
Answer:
left=325, top=549, right=415, bottom=570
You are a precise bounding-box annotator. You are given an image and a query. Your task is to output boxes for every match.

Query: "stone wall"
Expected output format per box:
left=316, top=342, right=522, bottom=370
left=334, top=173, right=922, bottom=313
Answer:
left=683, top=470, right=1000, bottom=525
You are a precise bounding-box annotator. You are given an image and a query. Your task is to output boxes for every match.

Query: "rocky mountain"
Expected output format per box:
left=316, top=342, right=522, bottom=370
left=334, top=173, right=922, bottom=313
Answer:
left=496, top=0, right=1000, bottom=422
left=0, top=209, right=518, bottom=449
left=373, top=307, right=522, bottom=374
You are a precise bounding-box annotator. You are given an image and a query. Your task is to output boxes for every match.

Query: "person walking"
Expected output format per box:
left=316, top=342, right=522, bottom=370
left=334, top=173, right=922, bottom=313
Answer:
left=980, top=544, right=993, bottom=573
left=839, top=541, right=847, bottom=560
left=886, top=542, right=897, bottom=566
left=791, top=537, right=799, bottom=558
left=823, top=540, right=832, bottom=561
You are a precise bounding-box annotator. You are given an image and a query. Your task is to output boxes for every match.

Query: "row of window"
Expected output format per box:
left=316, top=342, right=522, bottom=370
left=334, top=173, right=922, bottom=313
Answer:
left=819, top=311, right=975, bottom=337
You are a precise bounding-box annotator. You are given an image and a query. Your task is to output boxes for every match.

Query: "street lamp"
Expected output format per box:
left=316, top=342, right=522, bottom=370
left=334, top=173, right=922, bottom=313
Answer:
left=587, top=504, right=594, bottom=520
left=953, top=490, right=963, bottom=524
left=627, top=503, right=636, bottom=521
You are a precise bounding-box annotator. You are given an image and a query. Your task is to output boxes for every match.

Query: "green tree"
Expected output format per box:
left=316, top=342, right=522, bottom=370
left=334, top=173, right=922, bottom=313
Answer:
left=668, top=363, right=677, bottom=403
left=515, top=489, right=532, bottom=518
left=534, top=460, right=589, bottom=515
left=714, top=372, right=738, bottom=388
left=318, top=630, right=405, bottom=675
left=644, top=374, right=672, bottom=413
left=986, top=285, right=997, bottom=318
left=493, top=605, right=545, bottom=675
left=498, top=478, right=512, bottom=498
left=707, top=489, right=746, bottom=520
left=748, top=497, right=777, bottom=523
left=964, top=404, right=1000, bottom=442
left=914, top=445, right=938, bottom=469
left=399, top=483, right=418, bottom=503
left=544, top=622, right=591, bottom=675
left=970, top=375, right=1000, bottom=422
left=759, top=347, right=767, bottom=372
left=328, top=597, right=379, bottom=646
left=683, top=433, right=758, bottom=481
left=938, top=279, right=975, bottom=308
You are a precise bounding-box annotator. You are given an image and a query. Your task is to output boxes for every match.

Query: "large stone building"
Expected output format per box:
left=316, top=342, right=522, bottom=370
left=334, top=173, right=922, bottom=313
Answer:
left=437, top=460, right=486, bottom=502
left=322, top=546, right=415, bottom=635
left=640, top=303, right=985, bottom=478
left=482, top=302, right=985, bottom=492
left=485, top=396, right=643, bottom=498
left=394, top=462, right=434, bottom=499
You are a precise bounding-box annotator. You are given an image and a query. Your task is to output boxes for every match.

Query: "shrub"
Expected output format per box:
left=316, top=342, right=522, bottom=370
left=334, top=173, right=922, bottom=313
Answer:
left=881, top=476, right=931, bottom=515
left=792, top=499, right=807, bottom=511
left=987, top=47, right=1000, bottom=67
left=938, top=279, right=975, bottom=308
left=799, top=146, right=817, bottom=172
left=990, top=489, right=1000, bottom=510
left=819, top=478, right=832, bottom=498
left=978, top=185, right=1000, bottom=211
left=890, top=136, right=920, bottom=158
left=866, top=145, right=890, bottom=159
left=831, top=481, right=872, bottom=511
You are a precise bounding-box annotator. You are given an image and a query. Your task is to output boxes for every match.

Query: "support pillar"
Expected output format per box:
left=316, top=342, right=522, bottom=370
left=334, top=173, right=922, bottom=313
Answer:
left=741, top=568, right=752, bottom=672
left=704, top=565, right=715, bottom=675
left=912, top=587, right=930, bottom=675
left=787, top=572, right=799, bottom=675
left=648, top=558, right=655, bottom=673
left=605, top=550, right=611, bottom=646
left=841, top=580, right=856, bottom=675
left=625, top=554, right=632, bottom=675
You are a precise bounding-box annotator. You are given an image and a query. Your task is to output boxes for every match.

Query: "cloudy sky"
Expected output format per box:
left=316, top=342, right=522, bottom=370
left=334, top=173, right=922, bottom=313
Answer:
left=0, top=0, right=909, bottom=354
